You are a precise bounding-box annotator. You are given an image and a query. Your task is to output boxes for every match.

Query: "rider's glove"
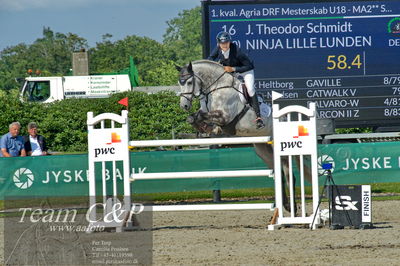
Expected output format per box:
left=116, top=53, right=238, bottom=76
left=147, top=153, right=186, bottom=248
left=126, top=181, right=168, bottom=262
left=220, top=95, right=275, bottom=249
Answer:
left=224, top=66, right=235, bottom=73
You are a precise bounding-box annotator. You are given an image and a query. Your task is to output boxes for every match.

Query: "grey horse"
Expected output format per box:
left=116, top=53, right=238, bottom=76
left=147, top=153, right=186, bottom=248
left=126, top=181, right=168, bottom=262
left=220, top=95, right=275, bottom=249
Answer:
left=177, top=60, right=312, bottom=213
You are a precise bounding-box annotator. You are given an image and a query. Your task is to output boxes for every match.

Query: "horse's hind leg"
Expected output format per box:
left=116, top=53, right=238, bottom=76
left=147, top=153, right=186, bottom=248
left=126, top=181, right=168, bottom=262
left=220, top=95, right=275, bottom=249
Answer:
left=281, top=169, right=290, bottom=213
left=253, top=143, right=274, bottom=169
left=295, top=155, right=312, bottom=185
left=281, top=157, right=297, bottom=215
left=253, top=143, right=297, bottom=214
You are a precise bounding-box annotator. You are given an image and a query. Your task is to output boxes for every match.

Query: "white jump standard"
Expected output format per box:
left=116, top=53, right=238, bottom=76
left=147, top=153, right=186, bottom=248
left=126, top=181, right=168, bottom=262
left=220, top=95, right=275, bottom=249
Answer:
left=87, top=111, right=132, bottom=232
left=268, top=103, right=320, bottom=230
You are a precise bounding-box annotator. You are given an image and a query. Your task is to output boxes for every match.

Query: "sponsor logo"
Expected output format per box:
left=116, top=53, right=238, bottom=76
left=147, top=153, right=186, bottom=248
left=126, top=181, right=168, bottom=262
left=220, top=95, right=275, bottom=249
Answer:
left=342, top=156, right=392, bottom=170
left=13, top=168, right=34, bottom=189
left=94, top=132, right=121, bottom=157
left=388, top=17, right=400, bottom=34
left=335, top=195, right=358, bottom=211
left=280, top=125, right=309, bottom=151
left=280, top=140, right=303, bottom=151
left=293, top=125, right=309, bottom=138
left=106, top=132, right=121, bottom=144
left=94, top=147, right=116, bottom=157
left=318, top=154, right=335, bottom=174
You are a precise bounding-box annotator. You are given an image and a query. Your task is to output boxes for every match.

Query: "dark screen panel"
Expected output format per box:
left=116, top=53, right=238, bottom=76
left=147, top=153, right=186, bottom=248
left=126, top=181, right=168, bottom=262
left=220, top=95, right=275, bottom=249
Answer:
left=203, top=0, right=400, bottom=127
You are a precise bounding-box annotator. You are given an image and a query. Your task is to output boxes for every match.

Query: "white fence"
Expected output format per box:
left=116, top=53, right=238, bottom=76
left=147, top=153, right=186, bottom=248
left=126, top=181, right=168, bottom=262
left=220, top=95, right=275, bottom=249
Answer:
left=87, top=104, right=320, bottom=232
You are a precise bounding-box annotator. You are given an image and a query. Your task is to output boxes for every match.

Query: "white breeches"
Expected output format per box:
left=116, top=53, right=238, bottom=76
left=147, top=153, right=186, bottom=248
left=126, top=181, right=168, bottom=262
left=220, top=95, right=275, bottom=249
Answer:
left=242, top=70, right=255, bottom=97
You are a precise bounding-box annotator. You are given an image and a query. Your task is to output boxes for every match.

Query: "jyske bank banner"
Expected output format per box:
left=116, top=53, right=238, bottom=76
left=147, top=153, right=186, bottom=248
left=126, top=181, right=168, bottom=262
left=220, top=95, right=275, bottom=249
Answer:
left=1, top=144, right=400, bottom=198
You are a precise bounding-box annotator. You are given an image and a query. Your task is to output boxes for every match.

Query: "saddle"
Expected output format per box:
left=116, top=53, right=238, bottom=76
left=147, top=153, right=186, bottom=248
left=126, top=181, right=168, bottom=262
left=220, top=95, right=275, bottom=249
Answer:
left=241, top=83, right=251, bottom=103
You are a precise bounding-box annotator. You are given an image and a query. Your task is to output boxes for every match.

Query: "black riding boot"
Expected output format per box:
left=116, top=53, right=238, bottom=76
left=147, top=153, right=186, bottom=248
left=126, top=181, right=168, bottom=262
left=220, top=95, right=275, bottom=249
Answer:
left=249, top=94, right=265, bottom=129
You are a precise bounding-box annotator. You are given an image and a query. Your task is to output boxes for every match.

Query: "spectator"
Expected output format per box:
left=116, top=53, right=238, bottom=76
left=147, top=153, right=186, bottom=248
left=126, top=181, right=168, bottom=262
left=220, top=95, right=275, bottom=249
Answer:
left=23, top=122, right=48, bottom=156
left=0, top=122, right=26, bottom=157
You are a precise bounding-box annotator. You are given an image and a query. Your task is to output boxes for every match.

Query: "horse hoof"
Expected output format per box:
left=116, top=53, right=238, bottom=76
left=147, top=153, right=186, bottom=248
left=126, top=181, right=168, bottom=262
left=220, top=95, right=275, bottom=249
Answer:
left=186, top=116, right=195, bottom=124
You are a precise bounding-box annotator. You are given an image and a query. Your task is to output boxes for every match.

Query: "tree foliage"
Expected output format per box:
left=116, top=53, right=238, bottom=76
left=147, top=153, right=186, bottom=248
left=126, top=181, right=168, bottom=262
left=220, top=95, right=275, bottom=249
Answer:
left=89, top=35, right=178, bottom=86
left=0, top=6, right=204, bottom=152
left=0, top=90, right=196, bottom=152
left=0, top=6, right=202, bottom=89
left=163, top=6, right=203, bottom=65
left=0, top=27, right=87, bottom=90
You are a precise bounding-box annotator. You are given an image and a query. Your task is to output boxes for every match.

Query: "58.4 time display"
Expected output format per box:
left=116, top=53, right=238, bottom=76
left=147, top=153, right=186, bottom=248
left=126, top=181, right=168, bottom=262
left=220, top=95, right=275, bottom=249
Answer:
left=326, top=54, right=362, bottom=70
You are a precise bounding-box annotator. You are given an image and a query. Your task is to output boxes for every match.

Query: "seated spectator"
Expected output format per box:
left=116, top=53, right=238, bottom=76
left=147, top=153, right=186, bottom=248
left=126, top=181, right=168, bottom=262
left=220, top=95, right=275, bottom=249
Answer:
left=23, top=122, right=48, bottom=156
left=0, top=122, right=26, bottom=157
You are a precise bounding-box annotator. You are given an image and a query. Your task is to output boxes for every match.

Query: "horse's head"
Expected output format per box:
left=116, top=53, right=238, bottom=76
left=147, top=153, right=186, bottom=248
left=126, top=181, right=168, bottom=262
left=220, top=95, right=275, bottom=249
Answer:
left=176, top=62, right=203, bottom=111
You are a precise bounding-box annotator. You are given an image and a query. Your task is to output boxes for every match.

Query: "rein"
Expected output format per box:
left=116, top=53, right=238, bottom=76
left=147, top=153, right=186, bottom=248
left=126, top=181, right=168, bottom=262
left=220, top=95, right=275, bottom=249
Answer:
left=179, top=66, right=245, bottom=111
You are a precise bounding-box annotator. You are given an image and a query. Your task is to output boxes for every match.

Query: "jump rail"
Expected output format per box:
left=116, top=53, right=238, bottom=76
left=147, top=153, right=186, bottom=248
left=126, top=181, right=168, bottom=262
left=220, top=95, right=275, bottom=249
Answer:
left=144, top=203, right=274, bottom=212
left=130, top=170, right=273, bottom=181
left=129, top=136, right=271, bottom=147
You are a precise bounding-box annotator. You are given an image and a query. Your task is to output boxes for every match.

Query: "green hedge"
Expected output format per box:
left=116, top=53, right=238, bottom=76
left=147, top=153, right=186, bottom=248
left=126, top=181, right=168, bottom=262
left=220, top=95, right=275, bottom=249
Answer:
left=0, top=90, right=197, bottom=152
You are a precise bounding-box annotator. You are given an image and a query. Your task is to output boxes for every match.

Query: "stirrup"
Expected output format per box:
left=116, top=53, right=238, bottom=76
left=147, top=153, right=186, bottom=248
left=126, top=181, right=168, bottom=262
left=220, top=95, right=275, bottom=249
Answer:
left=255, top=117, right=265, bottom=129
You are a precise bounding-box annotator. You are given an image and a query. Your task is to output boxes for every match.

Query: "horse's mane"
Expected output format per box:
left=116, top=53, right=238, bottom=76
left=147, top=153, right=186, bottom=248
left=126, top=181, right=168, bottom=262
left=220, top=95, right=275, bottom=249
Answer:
left=192, top=59, right=224, bottom=69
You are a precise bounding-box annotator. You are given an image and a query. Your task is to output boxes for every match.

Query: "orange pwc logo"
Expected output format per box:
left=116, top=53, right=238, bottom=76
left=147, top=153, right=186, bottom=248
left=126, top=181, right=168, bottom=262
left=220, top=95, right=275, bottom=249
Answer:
left=106, top=132, right=121, bottom=144
left=293, top=125, right=309, bottom=138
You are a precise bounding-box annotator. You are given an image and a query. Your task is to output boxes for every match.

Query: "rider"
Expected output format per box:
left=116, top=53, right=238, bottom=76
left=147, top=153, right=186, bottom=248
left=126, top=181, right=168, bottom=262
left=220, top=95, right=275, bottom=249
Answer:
left=208, top=31, right=265, bottom=129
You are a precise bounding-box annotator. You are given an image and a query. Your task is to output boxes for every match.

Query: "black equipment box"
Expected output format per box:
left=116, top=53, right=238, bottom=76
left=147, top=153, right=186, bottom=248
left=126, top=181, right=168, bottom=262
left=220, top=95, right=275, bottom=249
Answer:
left=329, top=185, right=372, bottom=229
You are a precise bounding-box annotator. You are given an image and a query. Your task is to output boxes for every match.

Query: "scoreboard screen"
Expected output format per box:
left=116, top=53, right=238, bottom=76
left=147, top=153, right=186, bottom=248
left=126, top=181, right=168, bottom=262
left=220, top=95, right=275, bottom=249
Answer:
left=202, top=0, right=400, bottom=127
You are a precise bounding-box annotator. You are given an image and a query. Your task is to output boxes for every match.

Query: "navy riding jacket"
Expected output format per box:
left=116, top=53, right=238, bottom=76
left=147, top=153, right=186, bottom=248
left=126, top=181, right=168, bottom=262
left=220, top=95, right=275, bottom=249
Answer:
left=207, top=42, right=254, bottom=73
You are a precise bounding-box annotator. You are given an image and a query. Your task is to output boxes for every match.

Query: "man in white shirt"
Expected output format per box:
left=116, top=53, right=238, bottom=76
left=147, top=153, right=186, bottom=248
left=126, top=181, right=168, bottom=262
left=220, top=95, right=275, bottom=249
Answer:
left=23, top=122, right=48, bottom=156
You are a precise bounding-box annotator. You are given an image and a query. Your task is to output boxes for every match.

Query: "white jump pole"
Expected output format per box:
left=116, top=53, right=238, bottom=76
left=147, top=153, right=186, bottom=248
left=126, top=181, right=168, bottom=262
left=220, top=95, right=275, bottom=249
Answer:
left=129, top=136, right=271, bottom=147
left=131, top=169, right=273, bottom=181
left=145, top=203, right=274, bottom=212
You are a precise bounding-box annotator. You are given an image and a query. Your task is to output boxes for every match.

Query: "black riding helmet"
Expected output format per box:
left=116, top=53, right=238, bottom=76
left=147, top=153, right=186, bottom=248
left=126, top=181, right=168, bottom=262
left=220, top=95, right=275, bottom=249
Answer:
left=216, top=31, right=232, bottom=43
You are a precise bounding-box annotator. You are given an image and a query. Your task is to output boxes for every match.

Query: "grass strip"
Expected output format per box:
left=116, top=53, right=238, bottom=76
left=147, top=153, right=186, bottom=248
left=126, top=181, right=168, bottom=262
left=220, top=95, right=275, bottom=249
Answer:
left=1, top=183, right=399, bottom=212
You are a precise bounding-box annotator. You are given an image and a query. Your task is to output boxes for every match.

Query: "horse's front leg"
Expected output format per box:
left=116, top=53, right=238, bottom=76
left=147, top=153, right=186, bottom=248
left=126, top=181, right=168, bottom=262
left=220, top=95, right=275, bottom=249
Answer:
left=188, top=109, right=226, bottom=126
left=196, top=98, right=229, bottom=126
left=204, top=110, right=228, bottom=126
left=186, top=110, right=221, bottom=134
